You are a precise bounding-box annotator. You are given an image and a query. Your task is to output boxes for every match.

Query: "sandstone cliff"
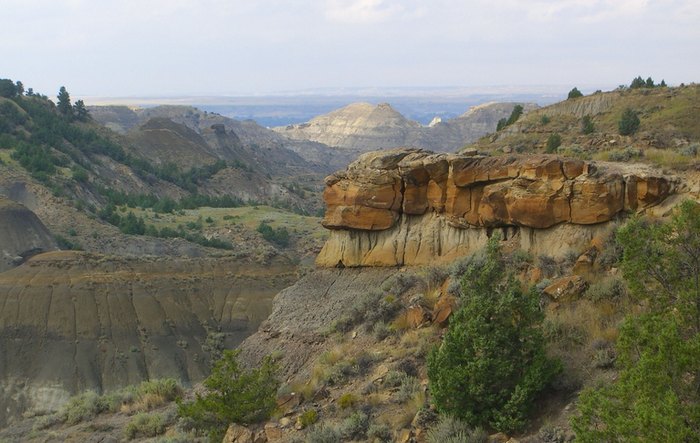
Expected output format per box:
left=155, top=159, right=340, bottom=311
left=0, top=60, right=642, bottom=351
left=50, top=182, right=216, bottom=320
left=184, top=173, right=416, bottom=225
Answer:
left=316, top=149, right=677, bottom=267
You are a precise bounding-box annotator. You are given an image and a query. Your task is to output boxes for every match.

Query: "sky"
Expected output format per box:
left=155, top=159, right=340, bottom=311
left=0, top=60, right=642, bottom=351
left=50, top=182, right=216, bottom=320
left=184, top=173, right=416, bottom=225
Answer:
left=1, top=0, right=698, bottom=97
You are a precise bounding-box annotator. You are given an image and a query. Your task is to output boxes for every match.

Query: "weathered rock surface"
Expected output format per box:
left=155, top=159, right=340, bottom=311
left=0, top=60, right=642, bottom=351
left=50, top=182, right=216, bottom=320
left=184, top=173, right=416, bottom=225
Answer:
left=0, top=197, right=56, bottom=272
left=317, top=148, right=677, bottom=266
left=274, top=102, right=538, bottom=153
left=238, top=268, right=396, bottom=378
left=0, top=252, right=296, bottom=427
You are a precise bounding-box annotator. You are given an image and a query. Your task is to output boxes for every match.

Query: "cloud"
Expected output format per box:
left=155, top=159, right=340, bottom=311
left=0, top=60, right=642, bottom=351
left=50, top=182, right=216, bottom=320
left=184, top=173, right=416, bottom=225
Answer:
left=324, top=0, right=406, bottom=24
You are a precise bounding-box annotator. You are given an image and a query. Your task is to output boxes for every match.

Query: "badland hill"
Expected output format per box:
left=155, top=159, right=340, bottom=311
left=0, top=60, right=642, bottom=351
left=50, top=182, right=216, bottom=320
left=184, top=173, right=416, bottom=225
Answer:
left=274, top=101, right=538, bottom=152
left=2, top=80, right=700, bottom=442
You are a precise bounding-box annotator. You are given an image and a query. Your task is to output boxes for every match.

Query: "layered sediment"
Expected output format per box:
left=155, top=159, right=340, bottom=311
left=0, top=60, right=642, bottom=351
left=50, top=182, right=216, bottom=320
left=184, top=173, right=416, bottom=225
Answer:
left=317, top=148, right=676, bottom=266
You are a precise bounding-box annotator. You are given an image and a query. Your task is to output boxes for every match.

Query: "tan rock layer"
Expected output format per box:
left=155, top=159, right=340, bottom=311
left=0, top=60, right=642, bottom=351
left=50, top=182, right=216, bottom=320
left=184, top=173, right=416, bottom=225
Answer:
left=322, top=148, right=676, bottom=232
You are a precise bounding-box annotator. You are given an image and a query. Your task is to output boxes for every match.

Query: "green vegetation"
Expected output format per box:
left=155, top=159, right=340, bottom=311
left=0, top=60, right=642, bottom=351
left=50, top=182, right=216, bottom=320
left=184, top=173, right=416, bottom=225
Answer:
left=428, top=235, right=561, bottom=433
left=257, top=221, right=290, bottom=247
left=629, top=75, right=666, bottom=89
left=177, top=350, right=279, bottom=442
left=618, top=107, right=640, bottom=135
left=581, top=115, right=595, bottom=134
left=567, top=87, right=583, bottom=99
left=572, top=201, right=700, bottom=440
left=427, top=416, right=488, bottom=443
left=546, top=133, right=562, bottom=153
left=298, top=409, right=318, bottom=428
left=496, top=104, right=524, bottom=131
left=45, top=379, right=182, bottom=427
left=124, top=412, right=167, bottom=440
left=56, top=86, right=73, bottom=117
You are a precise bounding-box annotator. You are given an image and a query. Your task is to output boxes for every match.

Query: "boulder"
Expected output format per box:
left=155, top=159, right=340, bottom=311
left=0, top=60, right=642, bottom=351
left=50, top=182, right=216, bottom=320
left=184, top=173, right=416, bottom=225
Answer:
left=544, top=275, right=588, bottom=302
left=223, top=424, right=253, bottom=443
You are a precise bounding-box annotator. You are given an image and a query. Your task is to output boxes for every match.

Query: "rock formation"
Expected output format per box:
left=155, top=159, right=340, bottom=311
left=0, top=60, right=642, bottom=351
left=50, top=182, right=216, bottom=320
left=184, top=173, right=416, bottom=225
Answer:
left=316, top=148, right=677, bottom=267
left=0, top=252, right=296, bottom=426
left=274, top=102, right=538, bottom=153
left=0, top=198, right=56, bottom=272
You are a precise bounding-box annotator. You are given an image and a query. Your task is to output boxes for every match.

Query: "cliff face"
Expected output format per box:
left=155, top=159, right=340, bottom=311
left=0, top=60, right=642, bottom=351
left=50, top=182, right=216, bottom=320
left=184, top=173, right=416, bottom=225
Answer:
left=316, top=149, right=677, bottom=266
left=0, top=198, right=56, bottom=272
left=0, top=252, right=296, bottom=427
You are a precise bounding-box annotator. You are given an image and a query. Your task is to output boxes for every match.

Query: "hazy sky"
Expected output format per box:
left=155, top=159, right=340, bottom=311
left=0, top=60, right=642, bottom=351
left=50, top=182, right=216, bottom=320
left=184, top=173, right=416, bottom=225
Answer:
left=2, top=0, right=698, bottom=97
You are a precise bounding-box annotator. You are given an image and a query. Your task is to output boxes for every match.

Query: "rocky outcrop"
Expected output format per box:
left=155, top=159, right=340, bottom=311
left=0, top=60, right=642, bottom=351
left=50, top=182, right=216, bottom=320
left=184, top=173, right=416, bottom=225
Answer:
left=274, top=102, right=538, bottom=153
left=316, top=149, right=677, bottom=267
left=238, top=268, right=396, bottom=378
left=0, top=198, right=56, bottom=272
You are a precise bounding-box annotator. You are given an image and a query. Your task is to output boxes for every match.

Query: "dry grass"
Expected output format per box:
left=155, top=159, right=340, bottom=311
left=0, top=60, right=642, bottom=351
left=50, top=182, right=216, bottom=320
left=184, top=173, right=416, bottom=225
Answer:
left=120, top=393, right=168, bottom=415
left=643, top=148, right=697, bottom=168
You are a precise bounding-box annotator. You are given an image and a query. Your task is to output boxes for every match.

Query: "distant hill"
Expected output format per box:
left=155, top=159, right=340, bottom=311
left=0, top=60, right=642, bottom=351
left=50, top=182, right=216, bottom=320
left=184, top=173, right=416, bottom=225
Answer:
left=273, top=101, right=538, bottom=152
left=90, top=105, right=360, bottom=173
left=466, top=83, right=700, bottom=170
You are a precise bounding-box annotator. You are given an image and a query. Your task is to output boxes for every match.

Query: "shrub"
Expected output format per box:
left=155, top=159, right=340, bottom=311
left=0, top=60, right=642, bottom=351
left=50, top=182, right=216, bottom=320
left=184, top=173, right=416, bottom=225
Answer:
left=367, top=422, right=392, bottom=442
left=414, top=406, right=439, bottom=428
left=540, top=115, right=551, bottom=125
left=177, top=350, right=279, bottom=442
left=395, top=376, right=420, bottom=403
left=607, top=147, right=641, bottom=162
left=372, top=321, right=392, bottom=340
left=124, top=413, right=167, bottom=440
left=381, top=273, right=420, bottom=295
left=120, top=378, right=183, bottom=413
left=339, top=411, right=369, bottom=440
left=546, top=133, right=562, bottom=153
left=422, top=265, right=449, bottom=289
left=581, top=115, right=594, bottom=134
left=583, top=276, right=626, bottom=302
left=257, top=221, right=289, bottom=247
left=537, top=255, right=559, bottom=278
left=337, top=392, right=358, bottom=409
left=59, top=391, right=109, bottom=425
left=426, top=416, right=488, bottom=443
left=538, top=425, right=566, bottom=443
left=324, top=360, right=356, bottom=385
left=618, top=108, right=640, bottom=135
left=306, top=424, right=341, bottom=443
left=428, top=235, right=561, bottom=433
left=298, top=409, right=318, bottom=429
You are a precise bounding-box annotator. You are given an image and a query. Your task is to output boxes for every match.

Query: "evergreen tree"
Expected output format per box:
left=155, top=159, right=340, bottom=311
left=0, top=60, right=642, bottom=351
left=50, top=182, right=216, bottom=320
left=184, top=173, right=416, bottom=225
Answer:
left=15, top=81, right=24, bottom=96
left=659, top=79, right=667, bottom=87
left=567, top=87, right=583, bottom=99
left=73, top=99, right=90, bottom=121
left=57, top=86, right=73, bottom=117
left=581, top=115, right=595, bottom=134
left=505, top=104, right=524, bottom=126
left=618, top=108, right=640, bottom=135
left=178, top=350, right=279, bottom=442
left=496, top=118, right=507, bottom=131
left=546, top=133, right=562, bottom=153
left=427, top=235, right=560, bottom=433
left=630, top=76, right=646, bottom=89
left=645, top=76, right=655, bottom=88
left=0, top=79, right=17, bottom=98
left=572, top=201, right=700, bottom=441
